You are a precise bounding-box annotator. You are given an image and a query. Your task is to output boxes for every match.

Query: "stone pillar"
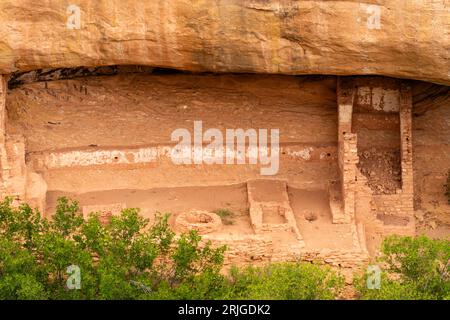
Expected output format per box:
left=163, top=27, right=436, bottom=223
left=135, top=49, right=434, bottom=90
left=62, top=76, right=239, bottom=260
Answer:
left=399, top=84, right=414, bottom=214
left=336, top=78, right=357, bottom=223
left=341, top=133, right=358, bottom=220
left=337, top=79, right=355, bottom=170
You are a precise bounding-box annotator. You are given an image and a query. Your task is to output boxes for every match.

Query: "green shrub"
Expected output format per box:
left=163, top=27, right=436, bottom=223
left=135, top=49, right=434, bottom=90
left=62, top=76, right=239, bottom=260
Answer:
left=4, top=197, right=446, bottom=300
left=358, top=235, right=450, bottom=300
left=224, top=262, right=344, bottom=300
left=0, top=197, right=226, bottom=300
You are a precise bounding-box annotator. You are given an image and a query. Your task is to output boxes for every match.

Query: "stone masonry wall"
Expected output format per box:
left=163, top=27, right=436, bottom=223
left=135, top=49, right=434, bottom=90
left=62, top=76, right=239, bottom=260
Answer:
left=336, top=79, right=357, bottom=224
left=399, top=85, right=414, bottom=204
left=339, top=77, right=415, bottom=241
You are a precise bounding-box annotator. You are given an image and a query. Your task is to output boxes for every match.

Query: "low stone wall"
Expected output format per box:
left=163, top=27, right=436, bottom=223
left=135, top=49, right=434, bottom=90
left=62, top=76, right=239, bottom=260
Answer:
left=175, top=211, right=222, bottom=234
left=372, top=193, right=414, bottom=218
left=202, top=234, right=276, bottom=264
left=302, top=249, right=369, bottom=269
left=202, top=233, right=369, bottom=269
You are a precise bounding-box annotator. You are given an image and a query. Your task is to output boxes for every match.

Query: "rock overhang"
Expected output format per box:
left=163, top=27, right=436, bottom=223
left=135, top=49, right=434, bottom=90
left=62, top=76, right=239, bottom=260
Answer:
left=0, top=0, right=449, bottom=85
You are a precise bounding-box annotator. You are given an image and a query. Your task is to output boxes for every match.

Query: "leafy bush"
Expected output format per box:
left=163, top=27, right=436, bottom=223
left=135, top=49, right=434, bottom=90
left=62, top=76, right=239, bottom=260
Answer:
left=358, top=235, right=450, bottom=300
left=0, top=197, right=226, bottom=299
left=2, top=197, right=447, bottom=300
left=224, top=263, right=344, bottom=300
left=1, top=197, right=344, bottom=300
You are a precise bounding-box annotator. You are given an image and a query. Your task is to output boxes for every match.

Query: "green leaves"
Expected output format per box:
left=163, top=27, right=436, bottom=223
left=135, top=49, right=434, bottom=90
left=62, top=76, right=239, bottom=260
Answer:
left=108, top=208, right=148, bottom=242
left=0, top=198, right=226, bottom=299
left=2, top=196, right=447, bottom=300
left=52, top=197, right=83, bottom=237
left=0, top=273, right=48, bottom=300
left=225, top=263, right=344, bottom=300
left=149, top=213, right=175, bottom=253
left=358, top=235, right=450, bottom=300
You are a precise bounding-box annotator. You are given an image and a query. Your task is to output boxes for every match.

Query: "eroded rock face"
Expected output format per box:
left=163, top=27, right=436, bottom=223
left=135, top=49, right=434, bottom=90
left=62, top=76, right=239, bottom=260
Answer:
left=0, top=1, right=449, bottom=85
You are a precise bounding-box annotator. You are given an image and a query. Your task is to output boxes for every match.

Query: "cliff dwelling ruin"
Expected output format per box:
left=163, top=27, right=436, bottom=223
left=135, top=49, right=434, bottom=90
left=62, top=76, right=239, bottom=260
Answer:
left=1, top=66, right=449, bottom=273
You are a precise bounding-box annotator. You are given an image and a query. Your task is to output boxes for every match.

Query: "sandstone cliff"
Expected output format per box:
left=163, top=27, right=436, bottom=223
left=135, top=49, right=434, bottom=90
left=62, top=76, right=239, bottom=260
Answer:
left=0, top=0, right=449, bottom=84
